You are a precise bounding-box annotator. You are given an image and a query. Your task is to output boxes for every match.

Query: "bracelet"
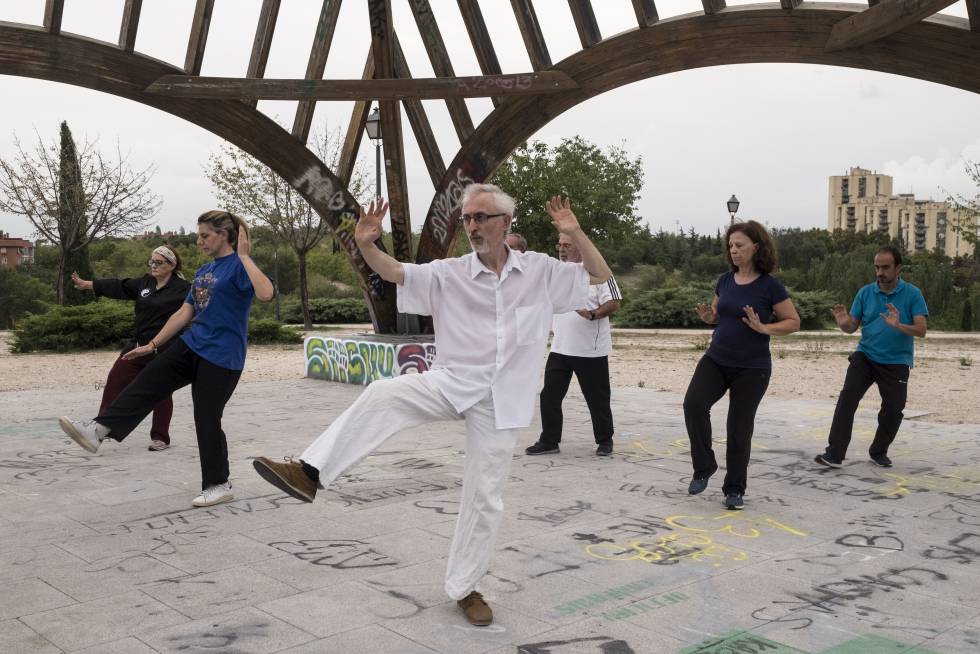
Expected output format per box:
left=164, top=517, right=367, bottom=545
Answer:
left=149, top=340, right=158, bottom=354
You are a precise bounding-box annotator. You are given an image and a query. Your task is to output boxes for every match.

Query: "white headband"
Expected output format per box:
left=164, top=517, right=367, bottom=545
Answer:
left=153, top=246, right=177, bottom=265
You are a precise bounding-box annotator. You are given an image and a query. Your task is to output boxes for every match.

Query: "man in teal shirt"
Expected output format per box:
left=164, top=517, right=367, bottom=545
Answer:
left=816, top=245, right=928, bottom=469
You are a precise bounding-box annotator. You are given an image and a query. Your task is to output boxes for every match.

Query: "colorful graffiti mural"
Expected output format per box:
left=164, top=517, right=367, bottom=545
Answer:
left=305, top=336, right=437, bottom=385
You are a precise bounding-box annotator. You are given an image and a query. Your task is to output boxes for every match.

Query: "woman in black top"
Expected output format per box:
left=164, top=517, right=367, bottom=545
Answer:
left=71, top=245, right=191, bottom=451
left=684, top=221, right=800, bottom=510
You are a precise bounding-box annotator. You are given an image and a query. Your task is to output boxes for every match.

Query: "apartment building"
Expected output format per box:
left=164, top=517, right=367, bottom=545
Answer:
left=0, top=230, right=34, bottom=268
left=828, top=167, right=975, bottom=258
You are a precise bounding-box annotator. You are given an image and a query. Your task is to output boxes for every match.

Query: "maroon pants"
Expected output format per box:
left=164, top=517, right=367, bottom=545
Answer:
left=99, top=353, right=174, bottom=444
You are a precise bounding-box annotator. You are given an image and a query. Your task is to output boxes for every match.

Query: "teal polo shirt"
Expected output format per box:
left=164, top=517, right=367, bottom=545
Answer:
left=851, top=279, right=928, bottom=368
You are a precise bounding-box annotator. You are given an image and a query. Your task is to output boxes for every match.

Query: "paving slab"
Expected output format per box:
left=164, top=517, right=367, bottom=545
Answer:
left=1, top=378, right=979, bottom=653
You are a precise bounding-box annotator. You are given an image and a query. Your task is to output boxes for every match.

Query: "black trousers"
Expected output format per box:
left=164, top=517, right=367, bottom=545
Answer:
left=95, top=339, right=242, bottom=489
left=684, top=355, right=771, bottom=496
left=539, top=352, right=614, bottom=446
left=826, top=351, right=909, bottom=461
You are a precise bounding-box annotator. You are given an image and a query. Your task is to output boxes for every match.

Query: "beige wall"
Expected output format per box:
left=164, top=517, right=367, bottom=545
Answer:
left=828, top=167, right=974, bottom=258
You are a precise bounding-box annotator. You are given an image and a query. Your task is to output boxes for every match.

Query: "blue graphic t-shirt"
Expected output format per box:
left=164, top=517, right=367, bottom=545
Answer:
left=851, top=279, right=928, bottom=368
left=706, top=271, right=790, bottom=370
left=181, top=253, right=254, bottom=370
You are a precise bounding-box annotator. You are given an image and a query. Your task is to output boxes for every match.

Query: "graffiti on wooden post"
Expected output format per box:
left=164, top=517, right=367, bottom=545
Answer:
left=305, top=336, right=437, bottom=384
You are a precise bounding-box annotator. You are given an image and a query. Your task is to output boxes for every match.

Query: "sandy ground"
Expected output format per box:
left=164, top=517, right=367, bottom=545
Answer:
left=1, top=327, right=977, bottom=424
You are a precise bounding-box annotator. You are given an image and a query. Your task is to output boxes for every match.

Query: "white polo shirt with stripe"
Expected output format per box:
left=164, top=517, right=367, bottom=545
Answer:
left=550, top=272, right=621, bottom=358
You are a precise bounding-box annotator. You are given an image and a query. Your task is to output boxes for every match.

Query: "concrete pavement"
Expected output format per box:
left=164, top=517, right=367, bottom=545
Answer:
left=2, top=377, right=979, bottom=653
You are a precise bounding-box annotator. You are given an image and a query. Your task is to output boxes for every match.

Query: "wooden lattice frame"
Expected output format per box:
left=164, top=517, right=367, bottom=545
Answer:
left=3, top=0, right=979, bottom=333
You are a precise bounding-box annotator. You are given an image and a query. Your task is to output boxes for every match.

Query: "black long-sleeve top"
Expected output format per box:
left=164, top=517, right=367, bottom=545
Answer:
left=93, top=274, right=191, bottom=350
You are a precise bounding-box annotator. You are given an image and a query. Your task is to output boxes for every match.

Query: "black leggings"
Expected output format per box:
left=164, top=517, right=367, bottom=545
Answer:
left=683, top=355, right=771, bottom=495
left=95, top=340, right=242, bottom=489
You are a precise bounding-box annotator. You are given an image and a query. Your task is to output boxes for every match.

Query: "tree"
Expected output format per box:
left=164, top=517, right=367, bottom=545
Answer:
left=0, top=122, right=161, bottom=304
left=947, top=160, right=980, bottom=259
left=207, top=125, right=370, bottom=328
left=57, top=121, right=93, bottom=305
left=491, top=137, right=645, bottom=256
left=0, top=267, right=54, bottom=328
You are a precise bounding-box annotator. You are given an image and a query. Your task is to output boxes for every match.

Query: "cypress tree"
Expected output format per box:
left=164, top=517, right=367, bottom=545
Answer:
left=57, top=121, right=93, bottom=305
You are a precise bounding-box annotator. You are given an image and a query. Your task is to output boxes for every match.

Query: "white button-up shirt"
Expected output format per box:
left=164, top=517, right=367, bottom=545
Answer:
left=398, top=249, right=590, bottom=429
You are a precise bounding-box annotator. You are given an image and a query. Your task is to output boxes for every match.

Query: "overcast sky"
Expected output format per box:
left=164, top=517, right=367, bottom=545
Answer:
left=2, top=0, right=979, bottom=240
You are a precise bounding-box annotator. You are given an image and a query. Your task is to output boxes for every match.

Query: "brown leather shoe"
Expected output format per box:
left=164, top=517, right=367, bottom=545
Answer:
left=457, top=591, right=492, bottom=626
left=253, top=457, right=316, bottom=503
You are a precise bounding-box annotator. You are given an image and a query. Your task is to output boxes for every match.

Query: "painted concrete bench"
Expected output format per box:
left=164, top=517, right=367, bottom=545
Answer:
left=305, top=333, right=436, bottom=385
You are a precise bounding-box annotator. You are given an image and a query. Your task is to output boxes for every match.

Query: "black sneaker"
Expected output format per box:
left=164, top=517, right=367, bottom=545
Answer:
left=595, top=441, right=613, bottom=457
left=814, top=453, right=843, bottom=469
left=870, top=454, right=892, bottom=468
left=688, top=477, right=710, bottom=495
left=724, top=493, right=744, bottom=510
left=525, top=441, right=559, bottom=455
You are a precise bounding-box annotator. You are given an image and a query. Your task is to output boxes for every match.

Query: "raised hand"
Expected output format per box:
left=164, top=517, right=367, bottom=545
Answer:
left=695, top=303, right=717, bottom=324
left=71, top=271, right=93, bottom=291
left=545, top=196, right=582, bottom=235
left=881, top=302, right=901, bottom=329
left=237, top=222, right=251, bottom=257
left=741, top=305, right=768, bottom=334
left=355, top=198, right=389, bottom=247
left=830, top=303, right=849, bottom=325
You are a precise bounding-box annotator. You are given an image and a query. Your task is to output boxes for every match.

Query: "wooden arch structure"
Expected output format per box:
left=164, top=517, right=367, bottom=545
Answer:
left=2, top=1, right=979, bottom=333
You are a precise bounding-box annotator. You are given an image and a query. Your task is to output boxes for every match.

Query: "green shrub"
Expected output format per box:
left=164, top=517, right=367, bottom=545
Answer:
left=790, top=289, right=838, bottom=330
left=614, top=283, right=713, bottom=328
left=0, top=267, right=55, bottom=328
left=281, top=297, right=369, bottom=324
left=11, top=300, right=134, bottom=352
left=11, top=301, right=301, bottom=352
left=248, top=318, right=303, bottom=344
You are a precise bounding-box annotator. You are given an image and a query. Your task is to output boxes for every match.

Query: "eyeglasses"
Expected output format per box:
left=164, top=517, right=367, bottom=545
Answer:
left=148, top=259, right=169, bottom=267
left=460, top=212, right=507, bottom=225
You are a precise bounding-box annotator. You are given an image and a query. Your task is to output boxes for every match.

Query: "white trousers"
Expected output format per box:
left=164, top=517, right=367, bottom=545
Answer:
left=301, top=373, right=519, bottom=600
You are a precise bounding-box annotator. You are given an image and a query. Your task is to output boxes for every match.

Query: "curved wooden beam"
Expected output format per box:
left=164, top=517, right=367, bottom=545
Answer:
left=0, top=22, right=399, bottom=332
left=416, top=3, right=980, bottom=263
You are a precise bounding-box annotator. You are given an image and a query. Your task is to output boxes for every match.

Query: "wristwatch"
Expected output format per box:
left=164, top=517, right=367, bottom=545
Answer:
left=589, top=310, right=596, bottom=321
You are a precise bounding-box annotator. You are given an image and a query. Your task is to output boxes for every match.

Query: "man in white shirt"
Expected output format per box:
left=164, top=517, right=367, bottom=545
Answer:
left=253, top=184, right=612, bottom=627
left=526, top=233, right=621, bottom=457
left=505, top=232, right=527, bottom=253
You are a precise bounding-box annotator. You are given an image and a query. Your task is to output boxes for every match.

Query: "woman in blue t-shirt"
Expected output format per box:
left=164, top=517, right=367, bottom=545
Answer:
left=58, top=210, right=275, bottom=508
left=684, top=220, right=800, bottom=510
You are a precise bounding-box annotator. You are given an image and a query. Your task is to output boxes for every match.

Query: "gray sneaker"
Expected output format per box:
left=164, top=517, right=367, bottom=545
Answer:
left=192, top=483, right=234, bottom=507
left=58, top=417, right=108, bottom=454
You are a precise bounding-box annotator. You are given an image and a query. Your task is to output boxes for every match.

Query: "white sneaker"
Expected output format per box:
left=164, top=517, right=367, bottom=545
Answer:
left=192, top=483, right=234, bottom=507
left=148, top=440, right=170, bottom=451
left=58, top=417, right=109, bottom=453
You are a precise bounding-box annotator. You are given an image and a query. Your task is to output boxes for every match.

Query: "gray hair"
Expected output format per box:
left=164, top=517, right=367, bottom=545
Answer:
left=506, top=233, right=527, bottom=253
left=461, top=183, right=516, bottom=217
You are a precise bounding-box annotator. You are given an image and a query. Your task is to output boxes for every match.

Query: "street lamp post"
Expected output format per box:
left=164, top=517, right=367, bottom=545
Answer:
left=365, top=107, right=382, bottom=199
left=727, top=194, right=740, bottom=224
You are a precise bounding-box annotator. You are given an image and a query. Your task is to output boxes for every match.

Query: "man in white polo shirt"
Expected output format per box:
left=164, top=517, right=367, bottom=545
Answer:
left=253, top=184, right=612, bottom=627
left=526, top=233, right=621, bottom=457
